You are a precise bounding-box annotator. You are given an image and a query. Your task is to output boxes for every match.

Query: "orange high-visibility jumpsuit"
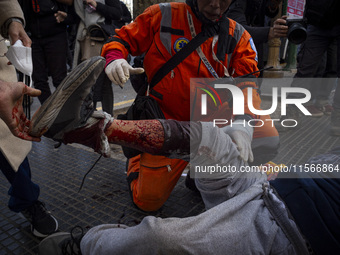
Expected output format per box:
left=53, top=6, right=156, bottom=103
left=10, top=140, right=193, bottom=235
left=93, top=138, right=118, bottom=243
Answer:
left=102, top=2, right=278, bottom=211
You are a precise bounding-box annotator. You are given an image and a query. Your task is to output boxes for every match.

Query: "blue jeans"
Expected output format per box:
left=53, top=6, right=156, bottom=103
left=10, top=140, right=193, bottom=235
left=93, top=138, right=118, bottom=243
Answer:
left=0, top=151, right=40, bottom=212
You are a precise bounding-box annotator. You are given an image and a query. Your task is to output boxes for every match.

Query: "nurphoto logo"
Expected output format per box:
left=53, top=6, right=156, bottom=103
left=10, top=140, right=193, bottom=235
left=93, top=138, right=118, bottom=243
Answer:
left=198, top=82, right=311, bottom=128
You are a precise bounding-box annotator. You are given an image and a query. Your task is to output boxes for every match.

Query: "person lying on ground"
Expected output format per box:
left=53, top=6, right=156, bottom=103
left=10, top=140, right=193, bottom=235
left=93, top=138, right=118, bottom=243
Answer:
left=28, top=57, right=339, bottom=254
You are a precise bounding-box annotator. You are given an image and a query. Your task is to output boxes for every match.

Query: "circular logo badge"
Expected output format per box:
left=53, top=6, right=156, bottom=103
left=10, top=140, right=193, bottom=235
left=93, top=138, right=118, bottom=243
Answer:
left=173, top=37, right=189, bottom=53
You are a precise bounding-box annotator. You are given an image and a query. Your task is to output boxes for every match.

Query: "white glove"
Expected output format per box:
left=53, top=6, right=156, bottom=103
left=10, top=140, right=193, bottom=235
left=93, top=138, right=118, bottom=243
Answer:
left=221, top=119, right=254, bottom=162
left=105, top=58, right=144, bottom=88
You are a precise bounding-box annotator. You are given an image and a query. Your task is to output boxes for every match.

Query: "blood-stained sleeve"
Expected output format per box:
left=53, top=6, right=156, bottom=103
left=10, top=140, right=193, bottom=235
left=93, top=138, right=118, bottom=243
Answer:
left=101, top=4, right=162, bottom=60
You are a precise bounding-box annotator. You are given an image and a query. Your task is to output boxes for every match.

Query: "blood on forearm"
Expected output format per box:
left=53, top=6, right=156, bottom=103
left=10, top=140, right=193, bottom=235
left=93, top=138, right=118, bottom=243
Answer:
left=105, top=119, right=165, bottom=154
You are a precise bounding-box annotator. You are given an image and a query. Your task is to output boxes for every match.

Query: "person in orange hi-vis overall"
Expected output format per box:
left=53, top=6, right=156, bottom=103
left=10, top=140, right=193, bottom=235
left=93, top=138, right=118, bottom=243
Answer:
left=101, top=0, right=280, bottom=211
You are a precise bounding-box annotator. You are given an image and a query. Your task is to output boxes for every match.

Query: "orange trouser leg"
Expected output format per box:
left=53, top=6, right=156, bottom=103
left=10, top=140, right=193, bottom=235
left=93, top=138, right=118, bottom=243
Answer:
left=127, top=153, right=188, bottom=211
left=252, top=115, right=280, bottom=165
left=253, top=115, right=279, bottom=139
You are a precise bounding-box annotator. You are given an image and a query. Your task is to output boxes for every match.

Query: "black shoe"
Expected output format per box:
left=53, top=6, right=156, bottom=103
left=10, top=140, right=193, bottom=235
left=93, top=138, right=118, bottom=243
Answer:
left=39, top=226, right=84, bottom=255
left=185, top=171, right=199, bottom=193
left=18, top=200, right=58, bottom=238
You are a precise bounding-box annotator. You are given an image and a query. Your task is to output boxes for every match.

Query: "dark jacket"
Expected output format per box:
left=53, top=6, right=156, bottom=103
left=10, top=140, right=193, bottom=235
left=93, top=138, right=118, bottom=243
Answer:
left=113, top=1, right=132, bottom=28
left=95, top=0, right=122, bottom=26
left=305, top=0, right=340, bottom=28
left=227, top=0, right=279, bottom=44
left=89, top=0, right=122, bottom=37
left=18, top=0, right=69, bottom=38
left=271, top=147, right=340, bottom=255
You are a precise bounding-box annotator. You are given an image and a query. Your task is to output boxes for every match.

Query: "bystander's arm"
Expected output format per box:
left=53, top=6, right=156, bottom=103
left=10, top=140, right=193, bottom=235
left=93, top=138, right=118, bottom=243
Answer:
left=57, top=0, right=74, bottom=6
left=7, top=19, right=31, bottom=46
left=268, top=16, right=288, bottom=41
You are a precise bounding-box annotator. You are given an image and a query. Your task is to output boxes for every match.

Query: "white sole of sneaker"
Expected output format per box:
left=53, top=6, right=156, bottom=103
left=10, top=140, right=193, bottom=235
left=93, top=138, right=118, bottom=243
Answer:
left=29, top=56, right=105, bottom=138
left=32, top=214, right=59, bottom=238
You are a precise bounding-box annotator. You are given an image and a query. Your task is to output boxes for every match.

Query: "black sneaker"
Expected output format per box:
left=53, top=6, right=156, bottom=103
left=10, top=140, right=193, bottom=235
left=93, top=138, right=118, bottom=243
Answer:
left=185, top=171, right=199, bottom=193
left=39, top=226, right=84, bottom=255
left=18, top=200, right=58, bottom=238
left=29, top=56, right=106, bottom=140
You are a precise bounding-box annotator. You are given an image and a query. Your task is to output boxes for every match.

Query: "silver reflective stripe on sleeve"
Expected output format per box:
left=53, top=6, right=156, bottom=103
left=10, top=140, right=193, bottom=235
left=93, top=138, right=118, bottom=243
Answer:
left=227, top=22, right=245, bottom=68
left=159, top=3, right=172, bottom=56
